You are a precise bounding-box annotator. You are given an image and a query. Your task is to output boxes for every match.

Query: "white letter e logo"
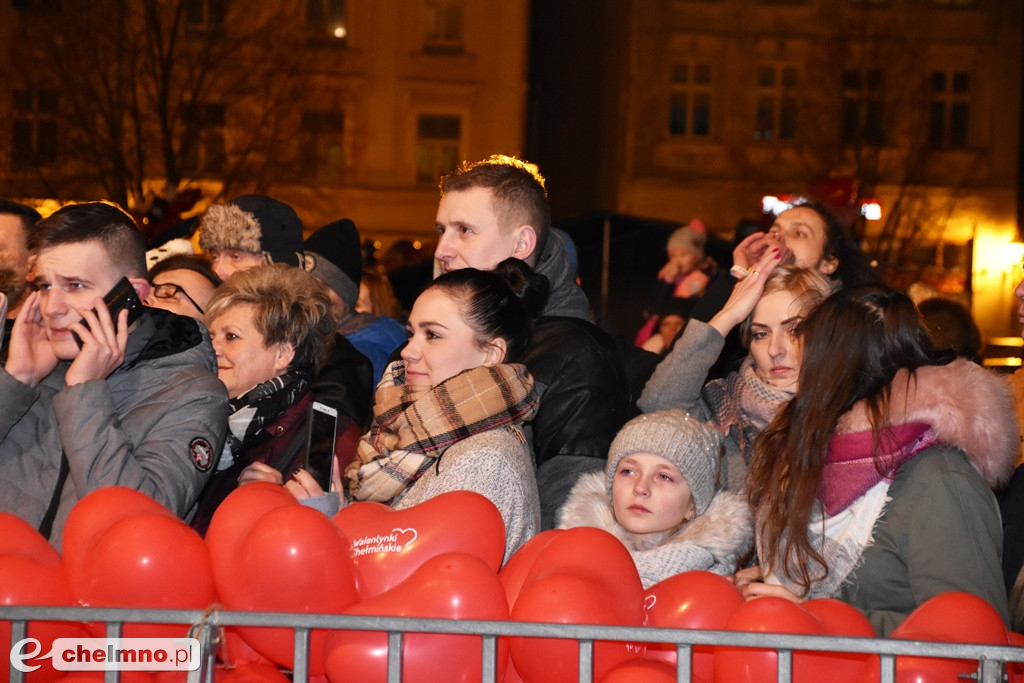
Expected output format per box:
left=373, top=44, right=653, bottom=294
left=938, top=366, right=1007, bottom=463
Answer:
left=10, top=637, right=42, bottom=672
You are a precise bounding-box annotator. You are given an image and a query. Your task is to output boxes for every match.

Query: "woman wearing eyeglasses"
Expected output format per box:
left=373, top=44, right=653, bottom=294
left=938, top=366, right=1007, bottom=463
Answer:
left=145, top=254, right=221, bottom=320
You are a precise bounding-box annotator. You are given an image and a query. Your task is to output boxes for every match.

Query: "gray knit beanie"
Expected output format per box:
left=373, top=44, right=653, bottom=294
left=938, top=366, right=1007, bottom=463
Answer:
left=605, top=410, right=722, bottom=515
left=666, top=219, right=707, bottom=259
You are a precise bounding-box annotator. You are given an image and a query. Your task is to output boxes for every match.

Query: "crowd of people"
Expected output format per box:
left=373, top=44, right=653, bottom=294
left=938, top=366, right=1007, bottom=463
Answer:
left=0, top=152, right=1021, bottom=639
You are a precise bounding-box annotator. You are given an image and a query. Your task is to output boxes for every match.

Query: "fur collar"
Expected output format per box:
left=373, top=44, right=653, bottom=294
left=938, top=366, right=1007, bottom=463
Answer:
left=836, top=358, right=1019, bottom=488
left=558, top=471, right=754, bottom=568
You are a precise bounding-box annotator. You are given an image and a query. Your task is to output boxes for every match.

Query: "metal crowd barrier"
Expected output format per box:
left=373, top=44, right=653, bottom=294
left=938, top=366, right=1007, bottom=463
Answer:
left=4, top=605, right=1024, bottom=683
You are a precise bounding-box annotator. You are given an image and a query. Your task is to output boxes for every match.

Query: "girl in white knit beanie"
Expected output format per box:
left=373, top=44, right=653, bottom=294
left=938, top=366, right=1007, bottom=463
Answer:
left=557, top=409, right=753, bottom=587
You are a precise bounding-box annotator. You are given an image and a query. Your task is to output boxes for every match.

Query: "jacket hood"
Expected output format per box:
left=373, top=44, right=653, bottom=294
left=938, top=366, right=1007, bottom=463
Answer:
left=836, top=358, right=1019, bottom=488
left=558, top=471, right=754, bottom=568
left=125, top=308, right=217, bottom=374
left=535, top=232, right=591, bottom=321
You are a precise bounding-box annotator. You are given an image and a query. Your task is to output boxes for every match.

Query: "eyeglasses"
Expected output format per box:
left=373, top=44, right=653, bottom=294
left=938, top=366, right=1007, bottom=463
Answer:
left=151, top=283, right=204, bottom=315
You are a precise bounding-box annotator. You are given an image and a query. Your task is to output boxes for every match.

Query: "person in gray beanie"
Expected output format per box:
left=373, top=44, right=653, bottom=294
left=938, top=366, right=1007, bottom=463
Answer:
left=303, top=219, right=407, bottom=385
left=558, top=409, right=753, bottom=587
left=198, top=194, right=305, bottom=281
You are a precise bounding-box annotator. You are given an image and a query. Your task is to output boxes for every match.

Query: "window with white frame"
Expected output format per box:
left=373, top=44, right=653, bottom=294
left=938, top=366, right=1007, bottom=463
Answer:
left=11, top=89, right=58, bottom=170
left=754, top=65, right=798, bottom=141
left=185, top=0, right=225, bottom=30
left=842, top=67, right=885, bottom=146
left=928, top=70, right=970, bottom=147
left=307, top=0, right=347, bottom=46
left=183, top=102, right=226, bottom=175
left=301, top=109, right=345, bottom=183
left=416, top=114, right=461, bottom=185
left=669, top=61, right=712, bottom=138
left=423, top=0, right=464, bottom=54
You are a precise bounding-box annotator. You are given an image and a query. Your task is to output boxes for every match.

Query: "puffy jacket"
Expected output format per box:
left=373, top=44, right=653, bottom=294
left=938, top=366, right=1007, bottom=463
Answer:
left=0, top=308, right=229, bottom=550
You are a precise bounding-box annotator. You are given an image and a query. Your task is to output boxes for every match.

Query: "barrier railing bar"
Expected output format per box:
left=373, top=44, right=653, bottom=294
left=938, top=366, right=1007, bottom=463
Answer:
left=777, top=648, right=792, bottom=683
left=292, top=627, right=310, bottom=682
left=104, top=621, right=122, bottom=683
left=386, top=631, right=402, bottom=683
left=9, top=620, right=26, bottom=683
left=676, top=644, right=691, bottom=683
left=578, top=639, right=593, bottom=683
left=880, top=654, right=895, bottom=683
left=481, top=635, right=498, bottom=683
left=5, top=606, right=1024, bottom=681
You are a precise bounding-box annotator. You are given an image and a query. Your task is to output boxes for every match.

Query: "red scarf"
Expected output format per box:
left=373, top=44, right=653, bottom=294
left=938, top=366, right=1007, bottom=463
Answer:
left=817, top=422, right=937, bottom=516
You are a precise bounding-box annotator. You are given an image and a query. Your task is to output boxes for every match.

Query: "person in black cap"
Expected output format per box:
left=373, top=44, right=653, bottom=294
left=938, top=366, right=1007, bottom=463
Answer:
left=304, top=219, right=407, bottom=384
left=197, top=194, right=305, bottom=281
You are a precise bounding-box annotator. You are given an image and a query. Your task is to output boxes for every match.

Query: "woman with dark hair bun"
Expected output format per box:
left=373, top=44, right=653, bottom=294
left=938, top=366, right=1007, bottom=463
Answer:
left=740, top=286, right=1018, bottom=636
left=289, top=258, right=548, bottom=564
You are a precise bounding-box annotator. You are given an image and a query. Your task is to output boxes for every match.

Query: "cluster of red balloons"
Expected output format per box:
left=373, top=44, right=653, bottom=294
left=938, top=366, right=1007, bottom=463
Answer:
left=0, top=485, right=1020, bottom=683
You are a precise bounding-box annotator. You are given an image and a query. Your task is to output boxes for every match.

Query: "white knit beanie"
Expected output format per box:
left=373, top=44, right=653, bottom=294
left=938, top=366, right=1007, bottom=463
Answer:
left=605, top=410, right=722, bottom=515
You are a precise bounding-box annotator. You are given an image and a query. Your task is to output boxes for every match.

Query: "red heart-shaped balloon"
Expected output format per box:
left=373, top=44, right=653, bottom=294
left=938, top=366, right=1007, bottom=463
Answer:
left=62, top=487, right=176, bottom=587
left=712, top=596, right=826, bottom=683
left=506, top=528, right=645, bottom=683
left=69, top=512, right=216, bottom=640
left=644, top=571, right=745, bottom=679
left=332, top=490, right=506, bottom=599
left=0, top=556, right=90, bottom=683
left=225, top=505, right=359, bottom=676
left=323, top=552, right=510, bottom=683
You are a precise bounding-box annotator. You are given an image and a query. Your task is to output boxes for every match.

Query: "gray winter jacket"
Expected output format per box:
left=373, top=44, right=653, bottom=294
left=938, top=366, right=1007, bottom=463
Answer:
left=558, top=470, right=754, bottom=588
left=0, top=309, right=229, bottom=550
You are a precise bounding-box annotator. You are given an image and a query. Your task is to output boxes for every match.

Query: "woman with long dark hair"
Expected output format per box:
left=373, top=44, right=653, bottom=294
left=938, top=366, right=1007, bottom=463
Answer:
left=740, top=287, right=1018, bottom=635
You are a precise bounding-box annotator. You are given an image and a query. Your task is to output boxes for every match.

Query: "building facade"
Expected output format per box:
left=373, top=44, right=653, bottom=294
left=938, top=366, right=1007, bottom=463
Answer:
left=0, top=0, right=529, bottom=249
left=529, top=0, right=1022, bottom=337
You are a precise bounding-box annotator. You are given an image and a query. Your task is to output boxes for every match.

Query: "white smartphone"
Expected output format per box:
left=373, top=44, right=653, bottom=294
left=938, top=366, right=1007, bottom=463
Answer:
left=303, top=401, right=338, bottom=491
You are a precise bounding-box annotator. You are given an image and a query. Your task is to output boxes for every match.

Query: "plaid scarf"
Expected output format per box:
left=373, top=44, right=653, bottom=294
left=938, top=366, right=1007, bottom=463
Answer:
left=714, top=357, right=794, bottom=461
left=345, top=361, right=539, bottom=503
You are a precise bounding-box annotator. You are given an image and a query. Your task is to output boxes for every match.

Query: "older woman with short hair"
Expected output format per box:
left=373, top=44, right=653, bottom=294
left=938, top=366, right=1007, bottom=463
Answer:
left=190, top=263, right=363, bottom=534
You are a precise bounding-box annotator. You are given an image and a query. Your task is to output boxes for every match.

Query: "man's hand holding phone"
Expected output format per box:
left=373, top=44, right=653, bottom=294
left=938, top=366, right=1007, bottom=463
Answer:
left=64, top=294, right=131, bottom=387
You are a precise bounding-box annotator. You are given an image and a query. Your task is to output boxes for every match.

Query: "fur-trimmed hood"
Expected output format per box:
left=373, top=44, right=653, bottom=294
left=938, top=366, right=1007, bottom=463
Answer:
left=558, top=471, right=754, bottom=569
left=836, top=358, right=1019, bottom=488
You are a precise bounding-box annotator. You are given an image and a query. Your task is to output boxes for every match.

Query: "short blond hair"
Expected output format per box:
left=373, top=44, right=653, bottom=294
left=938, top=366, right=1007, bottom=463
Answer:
left=205, top=263, right=337, bottom=377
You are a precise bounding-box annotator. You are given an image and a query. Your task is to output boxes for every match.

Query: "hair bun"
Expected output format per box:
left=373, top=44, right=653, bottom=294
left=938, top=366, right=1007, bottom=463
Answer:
left=493, top=257, right=550, bottom=319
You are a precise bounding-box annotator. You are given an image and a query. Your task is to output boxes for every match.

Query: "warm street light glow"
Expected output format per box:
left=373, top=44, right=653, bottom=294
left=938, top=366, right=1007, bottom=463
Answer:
left=860, top=201, right=882, bottom=221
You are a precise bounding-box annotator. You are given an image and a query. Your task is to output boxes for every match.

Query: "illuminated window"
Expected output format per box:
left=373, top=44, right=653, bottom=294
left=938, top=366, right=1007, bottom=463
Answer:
left=842, top=68, right=884, bottom=145
left=183, top=103, right=226, bottom=175
left=301, top=110, right=345, bottom=183
left=307, top=0, right=347, bottom=47
left=186, top=0, right=225, bottom=30
left=754, top=65, right=798, bottom=141
left=11, top=89, right=58, bottom=170
left=423, top=0, right=464, bottom=54
left=416, top=115, right=461, bottom=185
left=669, top=61, right=712, bottom=138
left=928, top=70, right=970, bottom=147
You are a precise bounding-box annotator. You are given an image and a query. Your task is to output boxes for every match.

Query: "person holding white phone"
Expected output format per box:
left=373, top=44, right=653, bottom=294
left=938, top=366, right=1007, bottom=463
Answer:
left=189, top=263, right=367, bottom=536
left=288, top=258, right=547, bottom=564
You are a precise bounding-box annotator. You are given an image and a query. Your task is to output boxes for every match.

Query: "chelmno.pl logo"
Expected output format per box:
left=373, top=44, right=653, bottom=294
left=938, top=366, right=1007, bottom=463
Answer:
left=11, top=638, right=201, bottom=672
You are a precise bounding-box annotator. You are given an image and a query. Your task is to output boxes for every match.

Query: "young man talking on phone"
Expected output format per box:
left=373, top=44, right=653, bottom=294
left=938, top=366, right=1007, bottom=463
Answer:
left=0, top=202, right=229, bottom=549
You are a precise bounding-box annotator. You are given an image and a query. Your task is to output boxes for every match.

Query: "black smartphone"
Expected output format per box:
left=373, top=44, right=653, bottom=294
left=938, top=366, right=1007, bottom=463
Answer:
left=74, top=277, right=145, bottom=347
left=303, top=401, right=338, bottom=491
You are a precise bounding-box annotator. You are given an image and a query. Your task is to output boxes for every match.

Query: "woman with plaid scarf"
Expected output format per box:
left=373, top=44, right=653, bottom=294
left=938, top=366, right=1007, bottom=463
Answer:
left=289, top=258, right=548, bottom=564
